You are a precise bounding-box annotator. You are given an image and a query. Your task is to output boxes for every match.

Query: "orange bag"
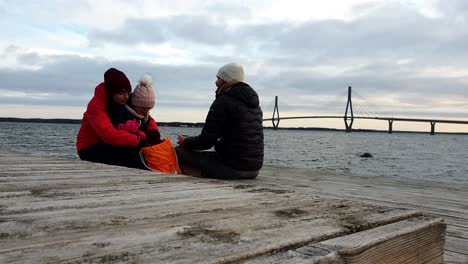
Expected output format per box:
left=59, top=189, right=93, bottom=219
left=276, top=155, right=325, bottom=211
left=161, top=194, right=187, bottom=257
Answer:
left=140, top=137, right=181, bottom=174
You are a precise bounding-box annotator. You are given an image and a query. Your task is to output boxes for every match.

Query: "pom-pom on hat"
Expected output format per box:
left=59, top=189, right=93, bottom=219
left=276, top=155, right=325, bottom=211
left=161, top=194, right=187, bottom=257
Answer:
left=104, top=68, right=131, bottom=96
left=131, top=74, right=155, bottom=109
left=217, top=63, right=244, bottom=82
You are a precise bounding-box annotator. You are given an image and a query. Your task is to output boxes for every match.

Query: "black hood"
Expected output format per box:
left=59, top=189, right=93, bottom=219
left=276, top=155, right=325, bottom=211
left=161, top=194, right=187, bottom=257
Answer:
left=222, top=82, right=259, bottom=108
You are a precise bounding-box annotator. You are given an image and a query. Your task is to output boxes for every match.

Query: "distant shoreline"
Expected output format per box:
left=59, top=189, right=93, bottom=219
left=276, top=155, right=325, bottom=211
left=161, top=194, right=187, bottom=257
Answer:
left=0, top=117, right=205, bottom=128
left=1, top=117, right=467, bottom=135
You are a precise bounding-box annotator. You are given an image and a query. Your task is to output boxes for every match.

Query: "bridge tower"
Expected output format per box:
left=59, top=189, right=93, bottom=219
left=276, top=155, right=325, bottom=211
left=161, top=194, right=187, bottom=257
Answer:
left=430, top=122, right=436, bottom=135
left=344, top=86, right=354, bottom=133
left=272, top=96, right=280, bottom=130
left=388, top=120, right=394, bottom=134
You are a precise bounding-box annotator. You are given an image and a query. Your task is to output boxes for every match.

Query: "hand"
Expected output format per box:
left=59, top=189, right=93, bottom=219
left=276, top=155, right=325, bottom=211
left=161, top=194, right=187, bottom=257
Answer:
left=118, top=120, right=140, bottom=133
left=177, top=133, right=186, bottom=146
left=136, top=130, right=147, bottom=141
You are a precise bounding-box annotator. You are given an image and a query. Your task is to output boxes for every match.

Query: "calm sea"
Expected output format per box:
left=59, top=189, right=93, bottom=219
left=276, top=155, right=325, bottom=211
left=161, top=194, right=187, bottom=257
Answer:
left=1, top=122, right=467, bottom=184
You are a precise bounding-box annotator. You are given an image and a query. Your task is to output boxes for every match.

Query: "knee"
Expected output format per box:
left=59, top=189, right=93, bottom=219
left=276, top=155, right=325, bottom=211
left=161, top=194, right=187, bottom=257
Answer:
left=175, top=146, right=189, bottom=165
left=175, top=145, right=192, bottom=160
left=175, top=145, right=182, bottom=153
left=175, top=146, right=183, bottom=155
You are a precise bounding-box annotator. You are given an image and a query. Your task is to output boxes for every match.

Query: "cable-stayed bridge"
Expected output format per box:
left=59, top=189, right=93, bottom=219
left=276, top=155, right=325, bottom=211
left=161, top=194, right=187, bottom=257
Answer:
left=263, top=87, right=468, bottom=135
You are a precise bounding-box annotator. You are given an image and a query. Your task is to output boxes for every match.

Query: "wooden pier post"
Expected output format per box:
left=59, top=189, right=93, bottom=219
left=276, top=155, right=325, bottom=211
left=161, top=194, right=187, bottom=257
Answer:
left=388, top=120, right=393, bottom=134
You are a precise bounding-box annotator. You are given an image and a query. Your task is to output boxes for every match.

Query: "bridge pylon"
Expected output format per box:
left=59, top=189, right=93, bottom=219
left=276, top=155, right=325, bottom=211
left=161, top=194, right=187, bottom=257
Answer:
left=344, top=86, right=354, bottom=133
left=388, top=120, right=394, bottom=134
left=430, top=122, right=436, bottom=135
left=272, top=96, right=280, bottom=130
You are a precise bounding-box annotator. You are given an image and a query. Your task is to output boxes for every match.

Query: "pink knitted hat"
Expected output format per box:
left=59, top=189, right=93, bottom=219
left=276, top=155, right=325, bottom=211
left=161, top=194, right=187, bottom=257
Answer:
left=131, top=74, right=155, bottom=108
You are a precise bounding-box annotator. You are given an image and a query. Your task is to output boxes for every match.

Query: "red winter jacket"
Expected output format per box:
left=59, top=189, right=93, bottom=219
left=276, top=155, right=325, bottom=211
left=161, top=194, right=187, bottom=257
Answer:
left=76, top=83, right=142, bottom=152
left=143, top=115, right=160, bottom=132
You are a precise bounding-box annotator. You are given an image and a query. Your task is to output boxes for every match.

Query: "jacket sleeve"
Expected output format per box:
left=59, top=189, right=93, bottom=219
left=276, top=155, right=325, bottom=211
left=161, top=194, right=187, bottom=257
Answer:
left=184, top=98, right=227, bottom=150
left=145, top=116, right=160, bottom=132
left=86, top=98, right=140, bottom=147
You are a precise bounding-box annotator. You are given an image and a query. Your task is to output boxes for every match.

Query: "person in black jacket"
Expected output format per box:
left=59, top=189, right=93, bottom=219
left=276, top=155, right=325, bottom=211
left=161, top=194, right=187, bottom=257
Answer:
left=176, top=63, right=264, bottom=179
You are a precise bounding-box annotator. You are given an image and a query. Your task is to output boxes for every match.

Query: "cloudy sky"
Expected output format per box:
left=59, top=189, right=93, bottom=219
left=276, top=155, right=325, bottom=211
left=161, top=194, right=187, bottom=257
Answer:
left=1, top=0, right=467, bottom=132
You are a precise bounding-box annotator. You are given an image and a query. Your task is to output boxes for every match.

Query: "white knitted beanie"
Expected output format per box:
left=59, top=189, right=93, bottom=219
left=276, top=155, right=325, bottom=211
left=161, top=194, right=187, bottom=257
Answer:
left=217, top=63, right=244, bottom=82
left=131, top=74, right=155, bottom=108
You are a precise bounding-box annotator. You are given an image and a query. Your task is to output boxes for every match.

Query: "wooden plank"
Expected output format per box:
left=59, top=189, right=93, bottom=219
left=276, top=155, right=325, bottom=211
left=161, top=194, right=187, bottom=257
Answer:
left=0, top=150, right=447, bottom=263
left=249, top=217, right=446, bottom=264
left=317, top=217, right=445, bottom=264
left=257, top=165, right=468, bottom=263
left=444, top=251, right=468, bottom=264
left=0, top=192, right=423, bottom=263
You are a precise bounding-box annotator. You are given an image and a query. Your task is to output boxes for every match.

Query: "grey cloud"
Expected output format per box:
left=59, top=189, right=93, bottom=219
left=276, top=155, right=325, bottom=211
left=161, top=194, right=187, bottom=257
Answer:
left=270, top=65, right=467, bottom=97
left=204, top=2, right=251, bottom=19
left=437, top=0, right=468, bottom=19
left=246, top=3, right=468, bottom=69
left=0, top=95, right=89, bottom=107
left=3, top=0, right=468, bottom=121
left=89, top=16, right=231, bottom=46
left=2, top=45, right=22, bottom=56
left=0, top=50, right=218, bottom=109
left=269, top=7, right=451, bottom=63
left=1, top=50, right=466, bottom=120
left=170, top=16, right=231, bottom=44
left=0, top=53, right=107, bottom=95
left=87, top=1, right=468, bottom=69
left=89, top=18, right=166, bottom=46
left=250, top=58, right=468, bottom=117
left=17, top=52, right=44, bottom=65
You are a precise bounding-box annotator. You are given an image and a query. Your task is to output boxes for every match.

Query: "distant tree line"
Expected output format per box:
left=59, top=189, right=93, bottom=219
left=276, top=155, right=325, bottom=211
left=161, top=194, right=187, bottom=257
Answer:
left=0, top=117, right=82, bottom=124
left=0, top=117, right=205, bottom=127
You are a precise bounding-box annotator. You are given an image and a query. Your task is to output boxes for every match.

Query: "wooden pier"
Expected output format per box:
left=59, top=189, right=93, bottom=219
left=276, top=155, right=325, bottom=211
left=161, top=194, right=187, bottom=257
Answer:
left=0, top=150, right=461, bottom=263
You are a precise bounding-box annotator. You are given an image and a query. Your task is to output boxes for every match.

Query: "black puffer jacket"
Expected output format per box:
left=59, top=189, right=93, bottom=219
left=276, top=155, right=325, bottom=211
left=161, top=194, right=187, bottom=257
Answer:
left=183, top=82, right=264, bottom=171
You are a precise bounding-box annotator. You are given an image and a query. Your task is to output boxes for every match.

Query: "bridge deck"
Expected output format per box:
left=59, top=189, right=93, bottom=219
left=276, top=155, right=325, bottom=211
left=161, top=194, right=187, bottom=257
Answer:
left=263, top=115, right=468, bottom=124
left=0, top=150, right=462, bottom=263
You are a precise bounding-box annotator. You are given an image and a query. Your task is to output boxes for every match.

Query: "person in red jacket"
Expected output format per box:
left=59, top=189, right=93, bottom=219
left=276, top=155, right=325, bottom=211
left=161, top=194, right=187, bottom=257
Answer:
left=76, top=68, right=149, bottom=169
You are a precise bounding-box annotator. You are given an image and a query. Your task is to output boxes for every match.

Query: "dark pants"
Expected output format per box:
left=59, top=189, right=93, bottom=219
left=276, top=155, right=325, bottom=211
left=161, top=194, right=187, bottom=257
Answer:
left=78, top=144, right=147, bottom=170
left=175, top=146, right=259, bottom=180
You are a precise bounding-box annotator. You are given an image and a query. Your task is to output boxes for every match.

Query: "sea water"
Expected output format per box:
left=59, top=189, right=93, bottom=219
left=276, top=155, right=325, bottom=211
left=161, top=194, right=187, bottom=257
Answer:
left=0, top=122, right=467, bottom=184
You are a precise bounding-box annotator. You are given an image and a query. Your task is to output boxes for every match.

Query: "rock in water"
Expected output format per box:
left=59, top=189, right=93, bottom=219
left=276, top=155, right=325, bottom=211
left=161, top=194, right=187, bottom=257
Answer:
left=360, top=152, right=373, bottom=158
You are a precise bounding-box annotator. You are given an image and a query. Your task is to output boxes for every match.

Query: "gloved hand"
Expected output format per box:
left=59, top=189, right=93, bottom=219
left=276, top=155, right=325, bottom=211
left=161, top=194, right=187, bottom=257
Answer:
left=135, top=130, right=147, bottom=141
left=118, top=120, right=140, bottom=134
left=145, top=130, right=163, bottom=146
left=118, top=120, right=147, bottom=140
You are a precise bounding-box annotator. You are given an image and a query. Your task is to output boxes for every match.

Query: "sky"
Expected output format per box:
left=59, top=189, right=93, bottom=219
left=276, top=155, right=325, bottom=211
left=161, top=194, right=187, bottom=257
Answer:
left=1, top=0, right=467, bottom=132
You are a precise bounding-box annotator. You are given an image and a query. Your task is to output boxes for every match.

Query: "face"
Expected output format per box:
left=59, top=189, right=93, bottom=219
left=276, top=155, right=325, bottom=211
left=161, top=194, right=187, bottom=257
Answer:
left=112, top=90, right=129, bottom=106
left=215, top=76, right=226, bottom=89
left=134, top=106, right=151, bottom=115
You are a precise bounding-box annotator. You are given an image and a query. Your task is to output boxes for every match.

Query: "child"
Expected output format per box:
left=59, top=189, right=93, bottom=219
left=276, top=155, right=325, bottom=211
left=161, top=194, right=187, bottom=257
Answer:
left=112, top=74, right=162, bottom=147
left=113, top=74, right=180, bottom=174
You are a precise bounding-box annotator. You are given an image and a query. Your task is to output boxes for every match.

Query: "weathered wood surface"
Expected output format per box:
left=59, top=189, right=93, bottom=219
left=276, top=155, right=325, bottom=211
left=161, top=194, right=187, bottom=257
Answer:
left=246, top=217, right=446, bottom=264
left=256, top=166, right=468, bottom=263
left=0, top=150, right=448, bottom=263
